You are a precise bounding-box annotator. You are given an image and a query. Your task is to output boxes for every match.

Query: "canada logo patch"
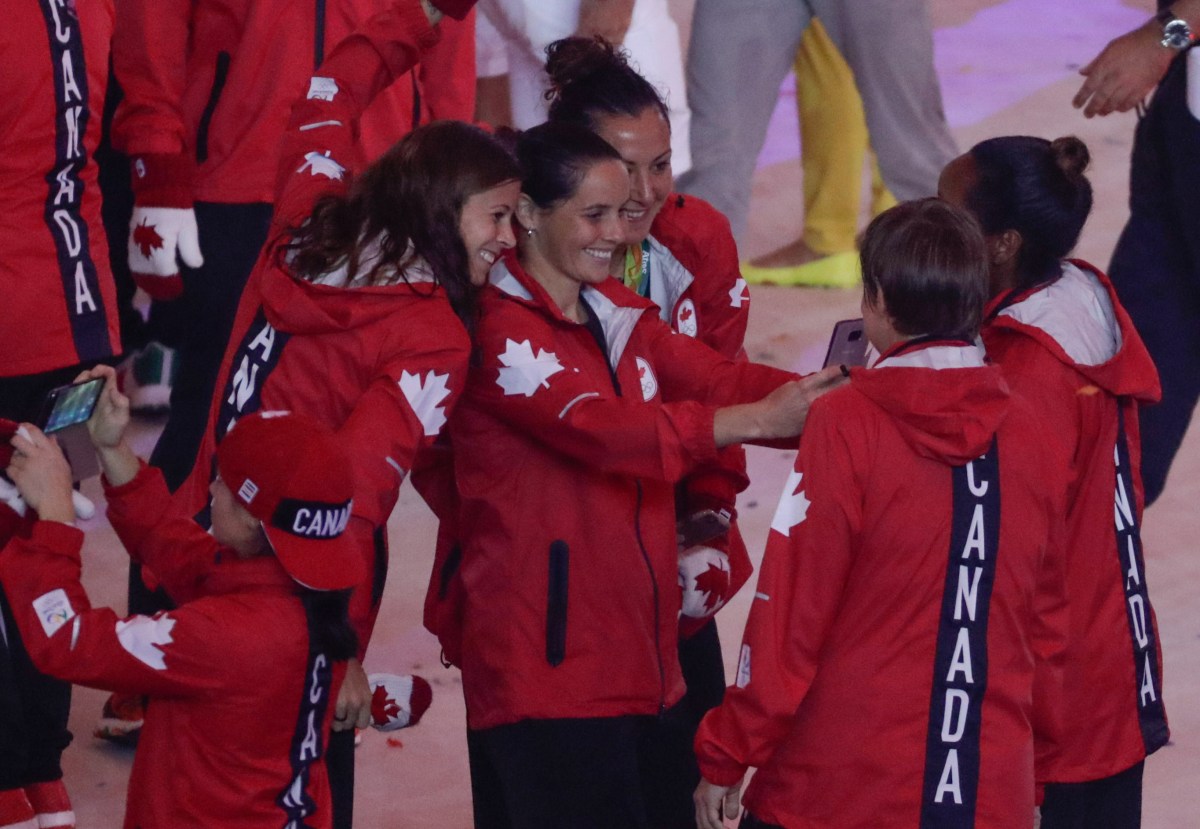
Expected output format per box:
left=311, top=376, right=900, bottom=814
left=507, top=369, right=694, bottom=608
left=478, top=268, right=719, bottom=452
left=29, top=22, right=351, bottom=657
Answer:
left=676, top=299, right=698, bottom=337
left=636, top=357, right=658, bottom=401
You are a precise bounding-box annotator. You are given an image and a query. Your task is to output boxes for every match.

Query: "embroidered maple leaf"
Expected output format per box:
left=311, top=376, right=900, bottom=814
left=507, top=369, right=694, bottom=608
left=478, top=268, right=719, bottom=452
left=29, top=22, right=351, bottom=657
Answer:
left=770, top=468, right=810, bottom=536
left=371, top=684, right=401, bottom=727
left=638, top=365, right=646, bottom=379
left=115, top=613, right=177, bottom=670
left=398, top=370, right=452, bottom=436
left=680, top=306, right=693, bottom=321
left=132, top=220, right=165, bottom=258
left=297, top=150, right=345, bottom=181
left=496, top=339, right=565, bottom=397
left=694, top=561, right=731, bottom=613
left=728, top=278, right=749, bottom=309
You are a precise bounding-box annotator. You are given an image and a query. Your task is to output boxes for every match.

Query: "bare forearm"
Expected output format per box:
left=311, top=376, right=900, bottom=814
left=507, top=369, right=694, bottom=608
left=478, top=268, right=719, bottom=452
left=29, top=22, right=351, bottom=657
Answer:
left=96, top=443, right=141, bottom=488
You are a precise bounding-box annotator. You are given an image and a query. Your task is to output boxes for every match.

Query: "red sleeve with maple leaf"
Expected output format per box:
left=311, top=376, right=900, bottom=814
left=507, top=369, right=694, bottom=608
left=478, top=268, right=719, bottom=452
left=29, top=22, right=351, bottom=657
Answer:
left=0, top=521, right=241, bottom=698
left=694, top=400, right=861, bottom=786
left=467, top=307, right=794, bottom=483
left=336, top=329, right=471, bottom=529
left=270, top=1, right=442, bottom=234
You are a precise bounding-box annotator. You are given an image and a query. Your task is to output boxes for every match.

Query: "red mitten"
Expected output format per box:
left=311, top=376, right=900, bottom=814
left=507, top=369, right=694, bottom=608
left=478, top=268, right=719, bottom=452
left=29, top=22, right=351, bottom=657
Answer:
left=428, top=0, right=476, bottom=21
left=128, top=153, right=203, bottom=300
left=367, top=674, right=433, bottom=731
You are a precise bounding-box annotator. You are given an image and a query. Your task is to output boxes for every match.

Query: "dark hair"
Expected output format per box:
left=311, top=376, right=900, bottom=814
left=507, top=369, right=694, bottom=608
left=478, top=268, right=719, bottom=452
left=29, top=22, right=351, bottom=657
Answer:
left=281, top=120, right=519, bottom=323
left=300, top=587, right=358, bottom=661
left=965, top=135, right=1093, bottom=288
left=543, top=37, right=670, bottom=131
left=516, top=121, right=623, bottom=209
left=860, top=198, right=990, bottom=341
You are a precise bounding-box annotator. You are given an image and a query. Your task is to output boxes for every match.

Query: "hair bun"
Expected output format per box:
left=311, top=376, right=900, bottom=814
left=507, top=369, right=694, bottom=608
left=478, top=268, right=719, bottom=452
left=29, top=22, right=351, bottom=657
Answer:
left=543, top=36, right=624, bottom=100
left=1050, top=136, right=1090, bottom=179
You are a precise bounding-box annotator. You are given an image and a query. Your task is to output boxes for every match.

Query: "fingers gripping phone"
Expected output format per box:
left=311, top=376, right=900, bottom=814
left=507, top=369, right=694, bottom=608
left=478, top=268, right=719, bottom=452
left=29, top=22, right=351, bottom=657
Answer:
left=822, top=318, right=869, bottom=369
left=36, top=378, right=103, bottom=480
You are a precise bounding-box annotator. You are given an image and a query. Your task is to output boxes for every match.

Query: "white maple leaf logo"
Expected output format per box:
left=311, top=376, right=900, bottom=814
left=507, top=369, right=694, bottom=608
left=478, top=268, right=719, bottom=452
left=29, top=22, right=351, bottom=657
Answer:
left=115, top=613, right=177, bottom=670
left=297, top=151, right=345, bottom=181
left=729, top=278, right=749, bottom=309
left=496, top=339, right=565, bottom=397
left=770, top=468, right=810, bottom=536
left=398, top=370, right=452, bottom=436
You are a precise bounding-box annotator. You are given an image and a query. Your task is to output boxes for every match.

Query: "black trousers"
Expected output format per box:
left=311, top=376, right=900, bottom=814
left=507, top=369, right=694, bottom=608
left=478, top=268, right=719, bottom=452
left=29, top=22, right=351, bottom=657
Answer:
left=1108, top=53, right=1200, bottom=506
left=1041, top=761, right=1145, bottom=829
left=468, top=621, right=726, bottom=829
left=0, top=588, right=72, bottom=790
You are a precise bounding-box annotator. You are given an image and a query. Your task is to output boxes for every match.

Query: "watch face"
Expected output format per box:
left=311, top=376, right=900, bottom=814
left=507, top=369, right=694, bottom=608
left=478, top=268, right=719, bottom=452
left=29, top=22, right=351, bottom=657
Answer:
left=1163, top=18, right=1193, bottom=50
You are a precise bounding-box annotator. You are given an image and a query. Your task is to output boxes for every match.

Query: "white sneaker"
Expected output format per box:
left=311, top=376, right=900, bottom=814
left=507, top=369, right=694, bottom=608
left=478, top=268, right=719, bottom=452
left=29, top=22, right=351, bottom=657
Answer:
left=119, top=342, right=176, bottom=414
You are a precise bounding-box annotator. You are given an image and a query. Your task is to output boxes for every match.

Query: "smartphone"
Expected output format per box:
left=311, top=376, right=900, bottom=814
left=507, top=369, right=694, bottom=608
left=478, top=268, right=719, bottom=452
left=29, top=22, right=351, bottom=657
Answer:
left=39, top=378, right=104, bottom=434
left=822, top=318, right=869, bottom=369
left=678, top=509, right=732, bottom=549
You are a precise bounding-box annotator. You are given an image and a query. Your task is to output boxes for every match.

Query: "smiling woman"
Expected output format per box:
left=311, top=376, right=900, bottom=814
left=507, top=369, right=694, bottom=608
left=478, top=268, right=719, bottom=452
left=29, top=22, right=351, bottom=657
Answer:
left=421, top=120, right=847, bottom=829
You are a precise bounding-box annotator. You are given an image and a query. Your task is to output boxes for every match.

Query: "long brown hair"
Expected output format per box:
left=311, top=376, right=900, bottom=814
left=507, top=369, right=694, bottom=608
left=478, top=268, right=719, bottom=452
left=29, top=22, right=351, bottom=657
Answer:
left=281, top=120, right=519, bottom=323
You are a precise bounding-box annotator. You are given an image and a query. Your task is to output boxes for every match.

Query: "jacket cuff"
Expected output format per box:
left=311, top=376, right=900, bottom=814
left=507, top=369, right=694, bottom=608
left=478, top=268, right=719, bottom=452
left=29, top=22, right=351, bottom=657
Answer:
left=29, top=520, right=85, bottom=561
left=696, top=754, right=748, bottom=789
left=130, top=152, right=196, bottom=207
left=677, top=403, right=719, bottom=468
left=102, top=460, right=156, bottom=498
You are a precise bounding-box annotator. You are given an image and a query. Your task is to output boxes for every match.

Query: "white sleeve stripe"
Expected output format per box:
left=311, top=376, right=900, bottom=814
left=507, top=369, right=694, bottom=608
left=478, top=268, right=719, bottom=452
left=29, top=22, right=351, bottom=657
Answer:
left=754, top=592, right=770, bottom=601
left=385, top=457, right=406, bottom=477
left=70, top=615, right=81, bottom=650
left=558, top=392, right=600, bottom=419
left=299, top=120, right=344, bottom=131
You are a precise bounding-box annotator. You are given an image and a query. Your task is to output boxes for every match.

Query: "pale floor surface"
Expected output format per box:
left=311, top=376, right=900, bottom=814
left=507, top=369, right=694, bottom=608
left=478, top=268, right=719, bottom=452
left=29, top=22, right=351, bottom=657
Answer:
left=57, top=0, right=1200, bottom=825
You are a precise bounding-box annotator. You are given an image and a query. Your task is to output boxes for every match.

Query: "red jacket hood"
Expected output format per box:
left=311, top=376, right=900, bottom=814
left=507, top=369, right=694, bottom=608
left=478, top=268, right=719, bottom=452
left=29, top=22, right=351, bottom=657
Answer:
left=850, top=341, right=1010, bottom=465
left=259, top=259, right=449, bottom=336
left=984, top=260, right=1160, bottom=404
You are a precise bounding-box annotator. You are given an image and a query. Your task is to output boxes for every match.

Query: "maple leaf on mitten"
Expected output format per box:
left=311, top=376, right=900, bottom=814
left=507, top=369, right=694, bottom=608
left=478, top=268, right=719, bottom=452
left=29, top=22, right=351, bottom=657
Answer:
left=678, top=545, right=732, bottom=620
left=127, top=153, right=203, bottom=300
left=367, top=674, right=433, bottom=731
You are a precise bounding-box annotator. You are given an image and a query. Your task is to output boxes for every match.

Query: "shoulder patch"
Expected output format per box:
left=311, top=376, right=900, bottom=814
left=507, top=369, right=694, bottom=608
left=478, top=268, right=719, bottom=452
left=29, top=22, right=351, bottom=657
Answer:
left=33, top=589, right=75, bottom=638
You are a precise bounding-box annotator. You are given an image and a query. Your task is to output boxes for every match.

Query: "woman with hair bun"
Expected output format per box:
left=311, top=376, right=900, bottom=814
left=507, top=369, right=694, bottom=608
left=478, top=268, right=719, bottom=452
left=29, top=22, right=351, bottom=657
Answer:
left=538, top=36, right=760, bottom=824
left=940, top=135, right=1168, bottom=828
left=440, top=119, right=842, bottom=828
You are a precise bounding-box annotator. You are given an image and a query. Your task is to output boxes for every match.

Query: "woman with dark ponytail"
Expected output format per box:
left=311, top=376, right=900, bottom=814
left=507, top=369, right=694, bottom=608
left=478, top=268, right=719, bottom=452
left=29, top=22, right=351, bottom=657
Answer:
left=540, top=38, right=759, bottom=826
left=941, top=135, right=1168, bottom=828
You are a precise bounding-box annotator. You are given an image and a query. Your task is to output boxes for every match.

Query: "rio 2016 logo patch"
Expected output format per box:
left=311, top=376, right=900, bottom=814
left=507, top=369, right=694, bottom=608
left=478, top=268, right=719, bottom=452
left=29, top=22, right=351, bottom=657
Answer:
left=635, top=357, right=658, bottom=401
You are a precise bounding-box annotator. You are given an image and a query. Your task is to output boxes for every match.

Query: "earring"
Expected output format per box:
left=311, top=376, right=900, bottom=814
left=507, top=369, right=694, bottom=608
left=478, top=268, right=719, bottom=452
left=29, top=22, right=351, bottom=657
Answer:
left=525, top=227, right=535, bottom=237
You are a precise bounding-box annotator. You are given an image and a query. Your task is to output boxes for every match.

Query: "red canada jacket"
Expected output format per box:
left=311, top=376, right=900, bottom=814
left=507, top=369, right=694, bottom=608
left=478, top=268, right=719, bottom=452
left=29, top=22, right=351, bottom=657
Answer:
left=171, top=4, right=469, bottom=648
left=111, top=0, right=476, bottom=204
left=646, top=194, right=755, bottom=623
left=695, top=341, right=1066, bottom=828
left=982, top=259, right=1168, bottom=782
left=0, top=465, right=346, bottom=829
left=448, top=252, right=794, bottom=730
left=2, top=0, right=119, bottom=377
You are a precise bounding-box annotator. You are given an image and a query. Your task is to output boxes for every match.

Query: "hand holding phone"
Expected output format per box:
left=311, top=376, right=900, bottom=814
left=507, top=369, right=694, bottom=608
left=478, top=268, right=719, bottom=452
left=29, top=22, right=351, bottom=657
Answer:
left=39, top=377, right=104, bottom=434
left=822, top=318, right=869, bottom=369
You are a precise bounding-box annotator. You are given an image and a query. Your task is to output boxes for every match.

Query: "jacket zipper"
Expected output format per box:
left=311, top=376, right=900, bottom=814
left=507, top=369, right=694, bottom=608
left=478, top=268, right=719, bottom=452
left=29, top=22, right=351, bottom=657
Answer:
left=314, top=0, right=327, bottom=70
left=585, top=322, right=667, bottom=715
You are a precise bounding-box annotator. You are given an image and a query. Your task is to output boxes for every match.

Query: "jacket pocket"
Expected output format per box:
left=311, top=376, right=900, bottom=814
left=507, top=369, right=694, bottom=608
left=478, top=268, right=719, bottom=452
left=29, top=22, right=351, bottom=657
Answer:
left=195, top=51, right=231, bottom=163
left=546, top=540, right=569, bottom=667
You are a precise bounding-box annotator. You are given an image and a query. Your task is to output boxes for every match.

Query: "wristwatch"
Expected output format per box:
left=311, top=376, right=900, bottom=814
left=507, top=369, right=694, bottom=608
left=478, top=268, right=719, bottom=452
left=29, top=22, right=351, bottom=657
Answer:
left=1156, top=7, right=1196, bottom=51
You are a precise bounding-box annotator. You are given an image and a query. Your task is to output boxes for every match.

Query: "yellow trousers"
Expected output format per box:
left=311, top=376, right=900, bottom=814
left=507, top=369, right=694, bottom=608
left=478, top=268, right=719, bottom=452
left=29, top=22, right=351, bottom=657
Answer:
left=796, top=20, right=896, bottom=255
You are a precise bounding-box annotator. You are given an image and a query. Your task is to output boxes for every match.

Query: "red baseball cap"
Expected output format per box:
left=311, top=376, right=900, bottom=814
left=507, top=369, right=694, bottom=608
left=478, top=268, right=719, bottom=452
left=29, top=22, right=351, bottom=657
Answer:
left=216, top=411, right=364, bottom=591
